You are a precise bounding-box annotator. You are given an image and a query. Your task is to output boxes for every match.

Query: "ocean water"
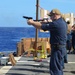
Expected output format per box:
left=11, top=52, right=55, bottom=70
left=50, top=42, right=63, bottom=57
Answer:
left=0, top=27, right=50, bottom=54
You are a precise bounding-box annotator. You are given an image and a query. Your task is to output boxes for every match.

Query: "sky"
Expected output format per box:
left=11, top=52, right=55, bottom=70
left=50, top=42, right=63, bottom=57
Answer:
left=0, top=0, right=75, bottom=27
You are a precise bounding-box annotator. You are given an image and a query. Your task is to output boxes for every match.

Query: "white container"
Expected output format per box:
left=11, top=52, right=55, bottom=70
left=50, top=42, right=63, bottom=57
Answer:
left=0, top=57, right=9, bottom=65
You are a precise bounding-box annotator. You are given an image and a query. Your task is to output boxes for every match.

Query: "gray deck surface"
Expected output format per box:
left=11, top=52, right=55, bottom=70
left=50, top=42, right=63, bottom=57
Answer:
left=0, top=54, right=75, bottom=75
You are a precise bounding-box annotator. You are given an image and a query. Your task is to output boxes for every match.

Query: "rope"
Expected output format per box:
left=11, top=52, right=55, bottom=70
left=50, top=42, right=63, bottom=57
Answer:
left=36, top=4, right=44, bottom=9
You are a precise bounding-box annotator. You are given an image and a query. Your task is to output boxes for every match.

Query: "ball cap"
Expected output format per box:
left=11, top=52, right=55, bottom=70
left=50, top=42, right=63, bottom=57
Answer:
left=47, top=9, right=61, bottom=16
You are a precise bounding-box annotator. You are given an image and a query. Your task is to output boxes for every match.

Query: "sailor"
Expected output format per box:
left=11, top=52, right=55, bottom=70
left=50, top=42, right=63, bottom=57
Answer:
left=27, top=9, right=67, bottom=75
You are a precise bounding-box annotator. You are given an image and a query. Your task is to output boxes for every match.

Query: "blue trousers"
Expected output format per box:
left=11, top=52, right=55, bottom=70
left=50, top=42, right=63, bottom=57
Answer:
left=50, top=45, right=66, bottom=75
left=62, top=49, right=67, bottom=69
left=66, top=40, right=72, bottom=51
left=72, top=43, right=75, bottom=50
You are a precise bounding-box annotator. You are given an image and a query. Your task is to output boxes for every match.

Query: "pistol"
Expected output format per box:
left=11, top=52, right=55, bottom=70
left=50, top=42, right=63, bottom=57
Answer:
left=23, top=16, right=48, bottom=21
left=23, top=16, right=33, bottom=19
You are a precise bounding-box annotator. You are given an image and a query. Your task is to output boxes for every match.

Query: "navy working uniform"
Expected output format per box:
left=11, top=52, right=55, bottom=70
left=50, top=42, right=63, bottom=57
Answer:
left=67, top=32, right=72, bottom=53
left=66, top=21, right=72, bottom=54
left=41, top=18, right=67, bottom=75
left=71, top=30, right=75, bottom=53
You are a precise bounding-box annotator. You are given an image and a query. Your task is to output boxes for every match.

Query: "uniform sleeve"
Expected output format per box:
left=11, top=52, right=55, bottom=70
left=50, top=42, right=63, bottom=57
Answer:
left=41, top=22, right=55, bottom=31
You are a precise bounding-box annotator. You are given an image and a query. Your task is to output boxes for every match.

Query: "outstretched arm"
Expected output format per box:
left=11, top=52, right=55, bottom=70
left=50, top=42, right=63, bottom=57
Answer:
left=27, top=19, right=42, bottom=29
left=27, top=19, right=52, bottom=29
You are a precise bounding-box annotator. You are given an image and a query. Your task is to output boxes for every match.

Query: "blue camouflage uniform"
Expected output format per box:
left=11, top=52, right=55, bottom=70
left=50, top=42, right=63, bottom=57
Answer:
left=41, top=18, right=67, bottom=75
